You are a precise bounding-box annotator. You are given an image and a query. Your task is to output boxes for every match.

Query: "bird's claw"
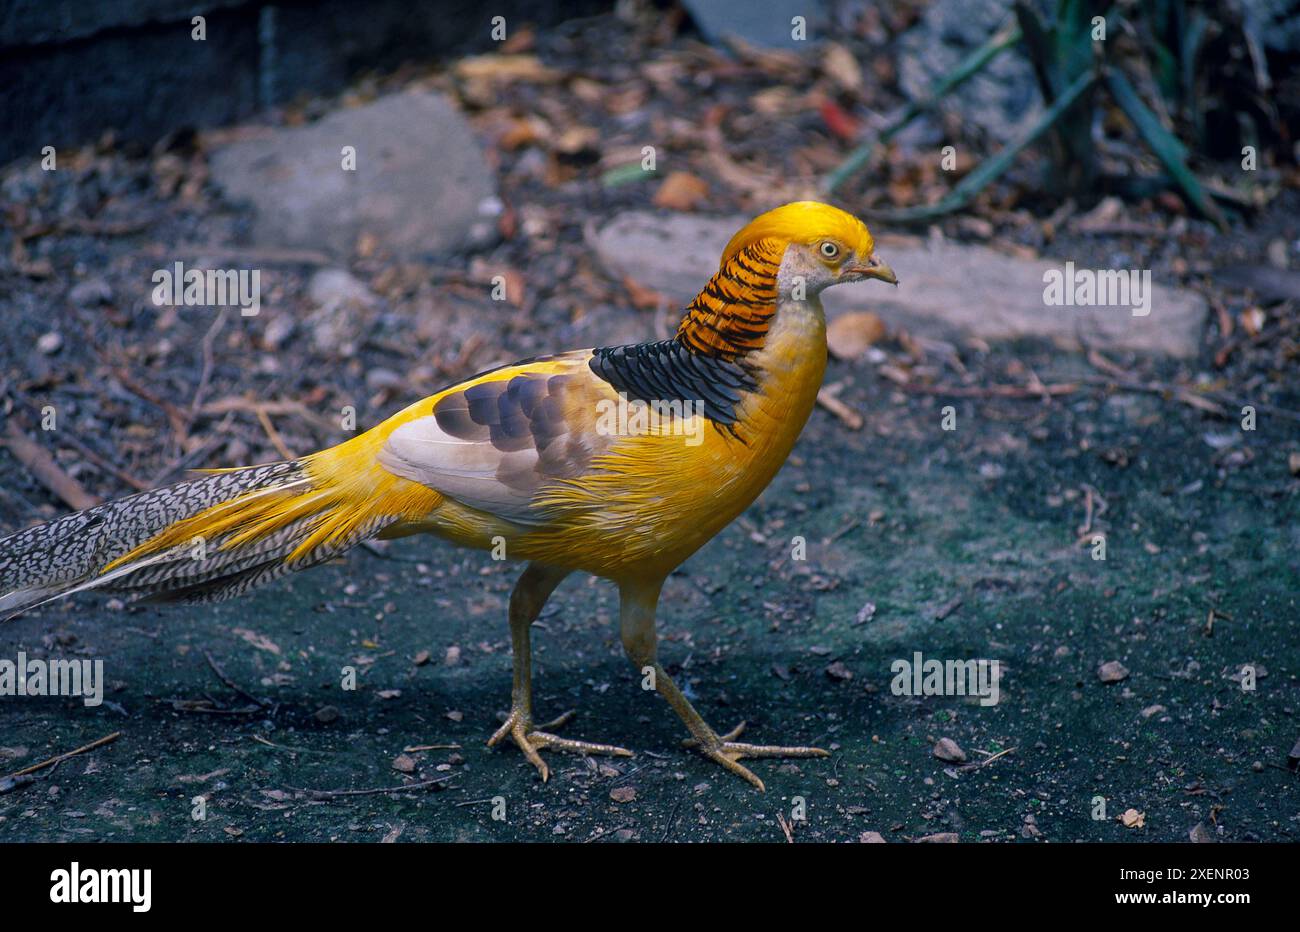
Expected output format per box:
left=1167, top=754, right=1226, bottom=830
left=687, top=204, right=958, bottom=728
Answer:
left=487, top=708, right=633, bottom=782
left=684, top=721, right=829, bottom=792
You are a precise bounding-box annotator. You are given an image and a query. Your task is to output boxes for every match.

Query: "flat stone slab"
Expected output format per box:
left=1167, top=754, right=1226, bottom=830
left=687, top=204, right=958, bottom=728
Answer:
left=210, top=91, right=498, bottom=260
left=681, top=0, right=829, bottom=48
left=592, top=212, right=1207, bottom=357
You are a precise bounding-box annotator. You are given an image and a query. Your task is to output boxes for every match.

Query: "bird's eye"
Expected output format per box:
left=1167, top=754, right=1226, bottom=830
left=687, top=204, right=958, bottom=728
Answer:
left=820, top=241, right=840, bottom=259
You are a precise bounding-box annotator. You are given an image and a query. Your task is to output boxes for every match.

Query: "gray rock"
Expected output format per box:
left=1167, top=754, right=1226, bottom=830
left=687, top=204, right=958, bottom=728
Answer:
left=68, top=277, right=113, bottom=307
left=304, top=268, right=379, bottom=357
left=308, top=268, right=378, bottom=314
left=36, top=332, right=63, bottom=355
left=681, top=0, right=828, bottom=49
left=1247, top=0, right=1300, bottom=53
left=210, top=91, right=498, bottom=260
left=365, top=367, right=404, bottom=392
left=896, top=0, right=1041, bottom=142
left=592, top=212, right=1207, bottom=357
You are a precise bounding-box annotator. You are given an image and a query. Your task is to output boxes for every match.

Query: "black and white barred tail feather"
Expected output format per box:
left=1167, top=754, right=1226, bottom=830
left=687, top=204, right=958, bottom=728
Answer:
left=0, top=460, right=334, bottom=618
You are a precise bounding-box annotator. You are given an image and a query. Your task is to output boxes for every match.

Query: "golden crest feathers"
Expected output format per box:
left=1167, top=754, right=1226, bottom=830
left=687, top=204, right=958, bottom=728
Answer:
left=719, top=201, right=875, bottom=265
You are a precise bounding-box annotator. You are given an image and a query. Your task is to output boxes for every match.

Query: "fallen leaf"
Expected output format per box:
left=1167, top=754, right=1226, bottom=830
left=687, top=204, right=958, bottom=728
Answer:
left=653, top=171, right=710, bottom=211
left=498, top=116, right=549, bottom=150
left=821, top=42, right=863, bottom=92
left=554, top=125, right=599, bottom=155
left=1241, top=306, right=1266, bottom=336
left=827, top=311, right=885, bottom=360
left=1120, top=808, right=1145, bottom=828
left=1074, top=196, right=1125, bottom=232
left=500, top=26, right=535, bottom=54
left=825, top=660, right=853, bottom=681
left=622, top=274, right=669, bottom=311
left=454, top=54, right=561, bottom=85
left=495, top=269, right=526, bottom=307
left=232, top=628, right=281, bottom=655
left=933, top=738, right=967, bottom=763
left=818, top=97, right=861, bottom=142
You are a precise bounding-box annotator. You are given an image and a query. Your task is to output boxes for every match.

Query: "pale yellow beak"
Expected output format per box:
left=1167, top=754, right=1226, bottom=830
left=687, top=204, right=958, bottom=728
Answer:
left=845, top=254, right=898, bottom=285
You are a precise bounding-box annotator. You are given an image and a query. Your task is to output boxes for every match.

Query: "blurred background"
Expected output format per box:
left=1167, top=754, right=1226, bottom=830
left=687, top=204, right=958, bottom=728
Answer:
left=1, top=0, right=1298, bottom=842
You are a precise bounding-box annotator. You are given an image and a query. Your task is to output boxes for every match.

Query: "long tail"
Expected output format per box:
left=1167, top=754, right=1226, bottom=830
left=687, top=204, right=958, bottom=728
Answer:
left=0, top=440, right=442, bottom=619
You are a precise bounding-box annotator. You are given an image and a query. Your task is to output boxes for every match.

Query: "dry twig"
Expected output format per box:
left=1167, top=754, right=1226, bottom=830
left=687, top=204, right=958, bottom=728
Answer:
left=4, top=731, right=122, bottom=779
left=2, top=422, right=100, bottom=510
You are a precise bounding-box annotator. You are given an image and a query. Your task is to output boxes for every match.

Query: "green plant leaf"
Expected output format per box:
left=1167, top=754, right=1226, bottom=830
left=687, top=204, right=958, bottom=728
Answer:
left=823, top=20, right=1023, bottom=194
left=1104, top=68, right=1227, bottom=229
left=865, top=68, right=1098, bottom=224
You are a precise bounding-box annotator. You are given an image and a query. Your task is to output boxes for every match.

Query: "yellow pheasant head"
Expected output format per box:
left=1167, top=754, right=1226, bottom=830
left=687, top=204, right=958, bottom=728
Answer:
left=721, top=201, right=897, bottom=290
left=677, top=201, right=896, bottom=358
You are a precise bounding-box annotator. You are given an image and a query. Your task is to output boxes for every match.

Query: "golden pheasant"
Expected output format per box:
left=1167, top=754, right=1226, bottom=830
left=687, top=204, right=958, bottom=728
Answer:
left=0, top=201, right=896, bottom=790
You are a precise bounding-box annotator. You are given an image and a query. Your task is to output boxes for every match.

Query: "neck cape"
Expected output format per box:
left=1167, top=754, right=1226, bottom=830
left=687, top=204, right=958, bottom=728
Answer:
left=586, top=238, right=784, bottom=430
left=675, top=238, right=782, bottom=359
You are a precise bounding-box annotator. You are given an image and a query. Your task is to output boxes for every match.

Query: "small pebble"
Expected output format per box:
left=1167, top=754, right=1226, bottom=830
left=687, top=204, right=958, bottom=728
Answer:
left=825, top=661, right=853, bottom=681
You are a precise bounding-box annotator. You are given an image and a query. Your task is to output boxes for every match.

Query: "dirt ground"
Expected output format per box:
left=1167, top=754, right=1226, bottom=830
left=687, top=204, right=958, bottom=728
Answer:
left=2, top=345, right=1297, bottom=842
left=1, top=5, right=1298, bottom=842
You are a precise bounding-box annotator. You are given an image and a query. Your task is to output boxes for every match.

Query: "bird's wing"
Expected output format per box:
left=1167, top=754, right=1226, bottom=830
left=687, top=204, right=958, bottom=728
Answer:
left=375, top=352, right=620, bottom=525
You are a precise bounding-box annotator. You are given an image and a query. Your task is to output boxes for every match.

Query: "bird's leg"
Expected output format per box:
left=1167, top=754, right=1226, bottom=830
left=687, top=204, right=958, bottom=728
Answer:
left=487, top=562, right=632, bottom=781
left=619, top=577, right=828, bottom=792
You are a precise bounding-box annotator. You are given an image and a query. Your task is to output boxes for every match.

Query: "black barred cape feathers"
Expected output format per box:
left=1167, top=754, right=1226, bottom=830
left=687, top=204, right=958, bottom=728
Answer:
left=588, top=240, right=781, bottom=429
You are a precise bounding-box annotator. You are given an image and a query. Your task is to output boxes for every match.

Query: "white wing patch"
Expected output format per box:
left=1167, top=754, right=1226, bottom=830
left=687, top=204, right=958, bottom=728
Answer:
left=378, top=415, right=548, bottom=524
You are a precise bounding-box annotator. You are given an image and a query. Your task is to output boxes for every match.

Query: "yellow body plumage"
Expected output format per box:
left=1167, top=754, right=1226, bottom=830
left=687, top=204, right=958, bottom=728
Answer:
left=2, top=201, right=893, bottom=789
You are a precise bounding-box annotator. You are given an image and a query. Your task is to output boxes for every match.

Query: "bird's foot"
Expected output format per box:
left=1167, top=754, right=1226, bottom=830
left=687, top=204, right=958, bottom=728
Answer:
left=683, top=721, right=829, bottom=792
left=487, top=708, right=633, bottom=782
